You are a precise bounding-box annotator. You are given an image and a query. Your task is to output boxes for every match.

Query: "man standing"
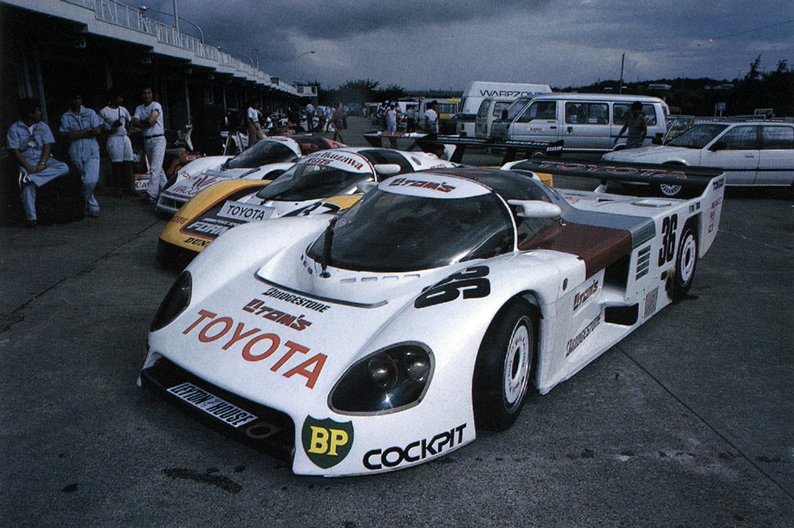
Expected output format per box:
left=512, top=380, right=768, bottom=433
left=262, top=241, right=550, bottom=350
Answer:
left=246, top=100, right=264, bottom=147
left=60, top=91, right=102, bottom=217
left=132, top=85, right=166, bottom=204
left=99, top=87, right=134, bottom=195
left=7, top=98, right=70, bottom=228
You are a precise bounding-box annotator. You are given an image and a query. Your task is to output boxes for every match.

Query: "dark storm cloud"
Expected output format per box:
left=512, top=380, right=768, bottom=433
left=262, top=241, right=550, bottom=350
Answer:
left=141, top=0, right=793, bottom=89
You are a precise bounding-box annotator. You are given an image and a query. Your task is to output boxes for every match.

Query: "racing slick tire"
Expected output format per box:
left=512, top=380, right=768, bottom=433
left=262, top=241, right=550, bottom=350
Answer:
left=672, top=224, right=698, bottom=301
left=473, top=298, right=537, bottom=432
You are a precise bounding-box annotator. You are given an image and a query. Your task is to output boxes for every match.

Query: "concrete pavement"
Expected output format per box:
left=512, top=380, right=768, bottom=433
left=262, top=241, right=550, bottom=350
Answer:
left=1, top=116, right=792, bottom=527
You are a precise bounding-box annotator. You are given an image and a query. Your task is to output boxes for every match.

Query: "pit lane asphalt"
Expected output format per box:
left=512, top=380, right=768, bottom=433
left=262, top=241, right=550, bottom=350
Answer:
left=1, top=117, right=792, bottom=528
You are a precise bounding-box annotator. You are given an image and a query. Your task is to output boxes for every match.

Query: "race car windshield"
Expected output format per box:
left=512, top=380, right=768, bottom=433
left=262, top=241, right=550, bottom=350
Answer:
left=667, top=124, right=729, bottom=149
left=256, top=163, right=371, bottom=201
left=225, top=141, right=299, bottom=170
left=307, top=189, right=514, bottom=272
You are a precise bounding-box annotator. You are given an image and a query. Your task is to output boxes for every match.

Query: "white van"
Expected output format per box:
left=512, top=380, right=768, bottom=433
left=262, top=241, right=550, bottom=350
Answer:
left=488, top=93, right=670, bottom=153
left=456, top=81, right=551, bottom=137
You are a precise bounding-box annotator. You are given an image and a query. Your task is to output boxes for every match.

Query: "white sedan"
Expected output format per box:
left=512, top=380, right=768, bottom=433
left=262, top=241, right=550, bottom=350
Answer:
left=603, top=121, right=794, bottom=196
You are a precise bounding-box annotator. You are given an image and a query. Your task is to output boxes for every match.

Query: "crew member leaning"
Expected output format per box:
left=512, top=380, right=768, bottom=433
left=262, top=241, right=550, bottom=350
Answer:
left=132, top=85, right=167, bottom=204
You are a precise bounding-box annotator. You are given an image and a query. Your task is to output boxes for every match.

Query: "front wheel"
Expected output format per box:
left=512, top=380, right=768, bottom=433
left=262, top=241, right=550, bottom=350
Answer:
left=672, top=225, right=698, bottom=300
left=472, top=299, right=537, bottom=432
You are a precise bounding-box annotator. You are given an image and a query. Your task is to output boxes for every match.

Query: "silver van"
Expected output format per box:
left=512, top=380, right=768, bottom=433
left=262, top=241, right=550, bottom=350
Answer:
left=474, top=98, right=516, bottom=139
left=488, top=93, right=670, bottom=153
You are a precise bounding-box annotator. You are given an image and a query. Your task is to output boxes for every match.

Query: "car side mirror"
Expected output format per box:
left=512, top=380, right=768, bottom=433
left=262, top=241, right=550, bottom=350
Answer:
left=652, top=136, right=662, bottom=145
left=709, top=141, right=727, bottom=152
left=501, top=109, right=508, bottom=120
left=508, top=200, right=562, bottom=219
left=374, top=164, right=402, bottom=177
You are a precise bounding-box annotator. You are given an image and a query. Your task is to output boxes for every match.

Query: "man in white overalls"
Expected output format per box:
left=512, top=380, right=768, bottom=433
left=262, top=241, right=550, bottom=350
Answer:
left=60, top=92, right=102, bottom=217
left=132, top=86, right=167, bottom=204
left=6, top=98, right=70, bottom=228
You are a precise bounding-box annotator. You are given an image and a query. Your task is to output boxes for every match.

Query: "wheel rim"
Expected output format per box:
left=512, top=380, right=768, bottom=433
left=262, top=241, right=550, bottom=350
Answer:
left=660, top=183, right=682, bottom=197
left=503, top=316, right=531, bottom=412
left=679, top=233, right=697, bottom=284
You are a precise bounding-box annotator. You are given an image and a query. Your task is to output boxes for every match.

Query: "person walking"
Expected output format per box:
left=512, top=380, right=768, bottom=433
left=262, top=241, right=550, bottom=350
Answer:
left=615, top=101, right=648, bottom=149
left=6, top=98, right=70, bottom=227
left=60, top=91, right=102, bottom=217
left=132, top=85, right=166, bottom=204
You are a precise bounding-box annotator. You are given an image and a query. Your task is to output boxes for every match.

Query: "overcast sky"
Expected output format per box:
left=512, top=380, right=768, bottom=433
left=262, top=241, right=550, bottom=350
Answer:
left=142, top=0, right=793, bottom=91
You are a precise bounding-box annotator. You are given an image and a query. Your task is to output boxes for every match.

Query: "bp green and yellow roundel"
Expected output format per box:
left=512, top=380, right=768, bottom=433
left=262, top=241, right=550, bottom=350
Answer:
left=301, top=416, right=354, bottom=469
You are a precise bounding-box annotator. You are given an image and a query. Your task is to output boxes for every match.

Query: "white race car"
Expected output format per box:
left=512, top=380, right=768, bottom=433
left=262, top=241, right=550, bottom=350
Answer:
left=139, top=160, right=725, bottom=476
left=156, top=135, right=346, bottom=215
left=157, top=147, right=458, bottom=268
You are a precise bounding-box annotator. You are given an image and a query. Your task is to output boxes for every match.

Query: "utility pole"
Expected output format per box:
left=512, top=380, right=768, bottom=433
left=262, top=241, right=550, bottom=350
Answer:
left=618, top=53, right=625, bottom=94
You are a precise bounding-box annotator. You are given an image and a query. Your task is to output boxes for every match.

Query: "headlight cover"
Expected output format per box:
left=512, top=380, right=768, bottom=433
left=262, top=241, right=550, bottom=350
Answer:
left=150, top=271, right=192, bottom=332
left=329, top=343, right=434, bottom=415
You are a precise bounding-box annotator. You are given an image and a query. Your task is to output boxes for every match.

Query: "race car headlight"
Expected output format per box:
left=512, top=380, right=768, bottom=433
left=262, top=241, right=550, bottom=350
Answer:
left=330, top=343, right=434, bottom=415
left=150, top=271, right=192, bottom=332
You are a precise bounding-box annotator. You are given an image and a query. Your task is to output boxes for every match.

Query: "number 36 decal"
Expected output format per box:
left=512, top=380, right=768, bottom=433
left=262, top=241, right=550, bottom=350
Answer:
left=415, top=266, right=491, bottom=309
left=658, top=214, right=678, bottom=266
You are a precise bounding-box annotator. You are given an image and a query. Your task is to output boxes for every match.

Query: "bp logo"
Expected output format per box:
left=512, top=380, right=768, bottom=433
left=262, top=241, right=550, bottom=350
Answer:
left=302, top=416, right=354, bottom=469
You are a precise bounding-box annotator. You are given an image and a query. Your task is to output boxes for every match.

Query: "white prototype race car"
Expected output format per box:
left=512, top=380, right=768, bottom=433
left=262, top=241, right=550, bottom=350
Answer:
left=139, top=160, right=725, bottom=476
left=156, top=135, right=346, bottom=215
left=157, top=147, right=459, bottom=267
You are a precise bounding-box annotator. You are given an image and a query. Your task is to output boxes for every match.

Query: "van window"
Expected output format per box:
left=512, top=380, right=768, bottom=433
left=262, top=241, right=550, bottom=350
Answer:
left=565, top=103, right=609, bottom=125
left=518, top=101, right=557, bottom=122
left=613, top=103, right=658, bottom=126
left=492, top=102, right=511, bottom=117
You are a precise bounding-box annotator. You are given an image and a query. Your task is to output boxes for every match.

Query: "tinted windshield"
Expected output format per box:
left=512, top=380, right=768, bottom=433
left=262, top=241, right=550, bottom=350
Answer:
left=226, top=141, right=298, bottom=169
left=256, top=162, right=372, bottom=201
left=501, top=97, right=532, bottom=121
left=667, top=124, right=729, bottom=149
left=307, top=188, right=514, bottom=272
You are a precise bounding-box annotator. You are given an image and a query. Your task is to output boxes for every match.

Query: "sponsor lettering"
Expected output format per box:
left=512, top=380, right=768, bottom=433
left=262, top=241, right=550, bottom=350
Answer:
left=712, top=178, right=725, bottom=190
left=477, top=89, right=535, bottom=98
left=171, top=215, right=189, bottom=225
left=243, top=299, right=312, bottom=331
left=573, top=279, right=599, bottom=311
left=363, top=424, right=467, bottom=471
left=168, top=382, right=258, bottom=427
left=183, top=310, right=326, bottom=389
left=262, top=287, right=331, bottom=313
left=187, top=220, right=231, bottom=236
left=537, top=160, right=688, bottom=180
left=218, top=200, right=274, bottom=222
left=566, top=315, right=601, bottom=356
left=388, top=177, right=455, bottom=193
left=305, top=151, right=365, bottom=171
left=184, top=237, right=211, bottom=247
left=302, top=416, right=354, bottom=469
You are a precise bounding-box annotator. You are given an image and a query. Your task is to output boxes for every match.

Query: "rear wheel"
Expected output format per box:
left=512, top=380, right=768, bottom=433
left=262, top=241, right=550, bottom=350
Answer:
left=473, top=299, right=537, bottom=432
left=672, top=225, right=697, bottom=300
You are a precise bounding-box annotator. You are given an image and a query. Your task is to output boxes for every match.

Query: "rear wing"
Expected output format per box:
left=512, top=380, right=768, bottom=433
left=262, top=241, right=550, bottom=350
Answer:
left=362, top=132, right=563, bottom=163
left=509, top=158, right=726, bottom=256
left=505, top=158, right=724, bottom=191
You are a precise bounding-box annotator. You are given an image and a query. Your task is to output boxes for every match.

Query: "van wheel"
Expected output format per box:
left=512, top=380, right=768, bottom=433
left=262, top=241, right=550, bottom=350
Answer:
left=472, top=299, right=537, bottom=432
